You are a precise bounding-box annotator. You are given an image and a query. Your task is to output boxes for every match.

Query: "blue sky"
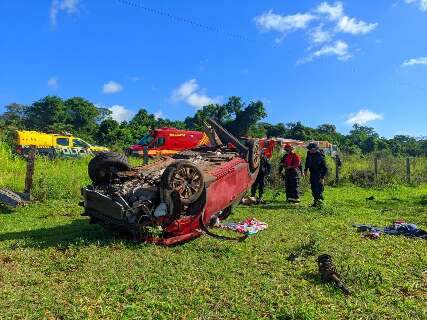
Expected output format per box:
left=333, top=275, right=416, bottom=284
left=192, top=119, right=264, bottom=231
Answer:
left=1, top=0, right=426, bottom=137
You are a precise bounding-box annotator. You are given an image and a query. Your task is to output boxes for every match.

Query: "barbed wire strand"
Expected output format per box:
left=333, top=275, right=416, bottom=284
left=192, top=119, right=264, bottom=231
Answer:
left=115, top=0, right=250, bottom=41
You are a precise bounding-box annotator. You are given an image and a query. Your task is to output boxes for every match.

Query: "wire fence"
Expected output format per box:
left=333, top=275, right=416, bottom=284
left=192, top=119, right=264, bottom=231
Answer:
left=333, top=154, right=427, bottom=187
left=268, top=150, right=427, bottom=193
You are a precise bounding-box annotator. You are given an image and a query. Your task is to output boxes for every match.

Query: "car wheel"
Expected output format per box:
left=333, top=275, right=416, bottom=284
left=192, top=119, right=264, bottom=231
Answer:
left=88, top=151, right=130, bottom=184
left=247, top=139, right=261, bottom=173
left=162, top=160, right=205, bottom=205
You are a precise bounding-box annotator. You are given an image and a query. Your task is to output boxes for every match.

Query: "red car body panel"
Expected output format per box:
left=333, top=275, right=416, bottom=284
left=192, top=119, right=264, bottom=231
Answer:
left=158, top=158, right=256, bottom=245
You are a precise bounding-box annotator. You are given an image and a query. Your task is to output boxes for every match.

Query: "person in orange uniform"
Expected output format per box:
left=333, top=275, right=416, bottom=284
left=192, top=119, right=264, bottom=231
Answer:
left=279, top=144, right=302, bottom=203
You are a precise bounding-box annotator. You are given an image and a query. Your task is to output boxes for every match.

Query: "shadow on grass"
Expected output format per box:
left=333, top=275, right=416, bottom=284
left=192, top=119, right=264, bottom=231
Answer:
left=0, top=205, right=13, bottom=214
left=420, top=195, right=427, bottom=206
left=301, top=270, right=350, bottom=297
left=301, top=270, right=322, bottom=285
left=0, top=219, right=133, bottom=249
left=287, top=239, right=319, bottom=262
left=256, top=202, right=306, bottom=211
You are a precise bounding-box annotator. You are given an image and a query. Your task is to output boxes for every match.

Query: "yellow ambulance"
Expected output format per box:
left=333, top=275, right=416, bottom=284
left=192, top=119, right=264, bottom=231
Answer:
left=15, top=130, right=109, bottom=158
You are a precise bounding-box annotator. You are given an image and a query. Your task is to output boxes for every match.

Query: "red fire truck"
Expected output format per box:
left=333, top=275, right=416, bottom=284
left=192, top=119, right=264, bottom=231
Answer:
left=127, top=128, right=211, bottom=157
left=258, top=139, right=276, bottom=158
left=258, top=138, right=305, bottom=158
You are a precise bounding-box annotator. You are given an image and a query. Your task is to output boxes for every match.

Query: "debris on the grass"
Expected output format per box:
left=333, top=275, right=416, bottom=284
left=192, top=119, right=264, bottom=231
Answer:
left=363, top=230, right=381, bottom=239
left=0, top=149, right=35, bottom=209
left=0, top=188, right=30, bottom=208
left=240, top=196, right=259, bottom=206
left=317, top=254, right=350, bottom=296
left=353, top=221, right=427, bottom=240
left=215, top=218, right=268, bottom=235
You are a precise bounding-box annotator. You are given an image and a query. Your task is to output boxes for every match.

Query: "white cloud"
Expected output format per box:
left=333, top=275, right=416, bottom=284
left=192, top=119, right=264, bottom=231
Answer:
left=103, top=81, right=123, bottom=94
left=316, top=1, right=377, bottom=34
left=50, top=0, right=80, bottom=27
left=402, top=55, right=427, bottom=67
left=255, top=1, right=378, bottom=62
left=346, top=109, right=383, bottom=125
left=336, top=16, right=378, bottom=34
left=302, top=40, right=351, bottom=62
left=404, top=0, right=427, bottom=12
left=47, top=77, right=59, bottom=89
left=254, top=10, right=315, bottom=33
left=173, top=79, right=198, bottom=100
left=154, top=111, right=163, bottom=120
left=172, top=79, right=219, bottom=109
left=108, top=105, right=134, bottom=122
left=186, top=93, right=216, bottom=108
left=316, top=2, right=344, bottom=20
left=310, top=25, right=332, bottom=44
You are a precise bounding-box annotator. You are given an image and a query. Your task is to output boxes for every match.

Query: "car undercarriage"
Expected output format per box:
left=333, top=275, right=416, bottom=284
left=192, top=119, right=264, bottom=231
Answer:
left=81, top=119, right=261, bottom=245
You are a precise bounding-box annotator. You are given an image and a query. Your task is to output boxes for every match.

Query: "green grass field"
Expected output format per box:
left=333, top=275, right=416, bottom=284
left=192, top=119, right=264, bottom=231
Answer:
left=0, top=143, right=426, bottom=319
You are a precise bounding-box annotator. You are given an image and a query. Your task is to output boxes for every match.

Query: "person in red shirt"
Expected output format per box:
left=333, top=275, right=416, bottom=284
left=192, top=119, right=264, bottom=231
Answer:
left=279, top=144, right=302, bottom=203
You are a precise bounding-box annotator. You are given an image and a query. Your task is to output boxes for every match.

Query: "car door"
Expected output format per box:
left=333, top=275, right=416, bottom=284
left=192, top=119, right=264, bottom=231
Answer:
left=55, top=137, right=72, bottom=157
left=72, top=139, right=90, bottom=157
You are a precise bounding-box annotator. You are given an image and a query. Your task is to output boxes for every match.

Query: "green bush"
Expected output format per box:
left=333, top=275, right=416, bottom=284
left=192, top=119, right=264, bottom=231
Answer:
left=349, top=170, right=376, bottom=188
left=340, top=154, right=427, bottom=187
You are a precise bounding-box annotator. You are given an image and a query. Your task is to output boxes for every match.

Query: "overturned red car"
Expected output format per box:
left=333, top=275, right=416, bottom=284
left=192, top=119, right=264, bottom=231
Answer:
left=80, top=119, right=261, bottom=245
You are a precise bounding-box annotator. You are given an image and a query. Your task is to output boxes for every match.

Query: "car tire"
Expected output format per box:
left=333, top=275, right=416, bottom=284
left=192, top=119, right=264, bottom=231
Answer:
left=247, top=139, right=261, bottom=173
left=88, top=151, right=130, bottom=184
left=161, top=160, right=205, bottom=205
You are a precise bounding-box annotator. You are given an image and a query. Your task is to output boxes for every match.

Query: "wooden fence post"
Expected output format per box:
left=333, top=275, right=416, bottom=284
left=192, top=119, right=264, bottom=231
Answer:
left=143, top=146, right=149, bottom=165
left=335, top=156, right=340, bottom=184
left=374, top=157, right=379, bottom=178
left=406, top=158, right=411, bottom=184
left=24, top=148, right=36, bottom=196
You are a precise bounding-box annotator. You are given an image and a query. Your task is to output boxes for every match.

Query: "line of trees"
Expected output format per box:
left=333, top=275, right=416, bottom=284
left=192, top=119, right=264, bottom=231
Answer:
left=0, top=95, right=426, bottom=156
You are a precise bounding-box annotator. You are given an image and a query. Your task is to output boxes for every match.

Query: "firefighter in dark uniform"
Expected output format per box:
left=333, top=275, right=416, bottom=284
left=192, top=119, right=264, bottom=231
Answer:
left=279, top=144, right=302, bottom=203
left=304, top=143, right=328, bottom=206
left=251, top=150, right=271, bottom=203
